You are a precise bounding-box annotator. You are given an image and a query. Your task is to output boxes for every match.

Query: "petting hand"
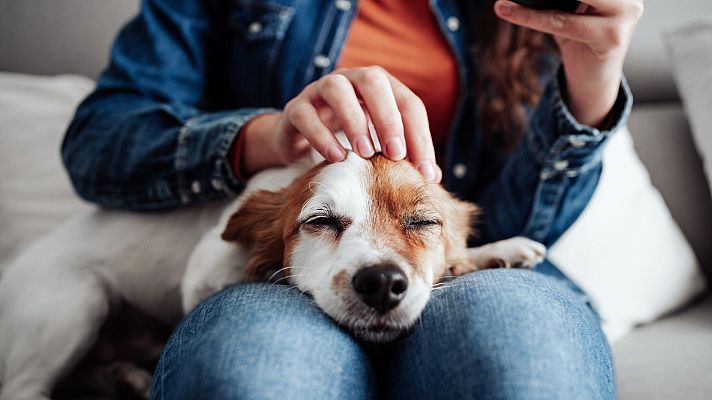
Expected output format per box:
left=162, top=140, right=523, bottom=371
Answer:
left=239, top=66, right=442, bottom=182
left=494, top=0, right=644, bottom=127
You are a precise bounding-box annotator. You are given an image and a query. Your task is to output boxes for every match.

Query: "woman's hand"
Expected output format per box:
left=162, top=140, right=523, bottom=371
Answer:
left=494, top=0, right=644, bottom=127
left=239, top=66, right=441, bottom=182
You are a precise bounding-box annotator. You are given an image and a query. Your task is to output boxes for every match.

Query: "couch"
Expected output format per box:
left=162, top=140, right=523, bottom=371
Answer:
left=1, top=0, right=710, bottom=398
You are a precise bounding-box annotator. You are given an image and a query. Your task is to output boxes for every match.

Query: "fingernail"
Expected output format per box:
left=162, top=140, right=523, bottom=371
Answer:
left=327, top=145, right=345, bottom=162
left=496, top=1, right=513, bottom=16
left=356, top=136, right=375, bottom=158
left=418, top=161, right=436, bottom=182
left=385, top=138, right=406, bottom=160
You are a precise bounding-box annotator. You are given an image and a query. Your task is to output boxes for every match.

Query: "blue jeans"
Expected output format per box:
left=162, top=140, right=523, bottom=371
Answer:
left=150, top=267, right=614, bottom=399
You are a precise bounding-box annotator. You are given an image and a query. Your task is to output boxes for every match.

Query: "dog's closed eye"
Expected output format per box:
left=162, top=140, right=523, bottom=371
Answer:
left=403, top=217, right=441, bottom=230
left=300, top=213, right=352, bottom=235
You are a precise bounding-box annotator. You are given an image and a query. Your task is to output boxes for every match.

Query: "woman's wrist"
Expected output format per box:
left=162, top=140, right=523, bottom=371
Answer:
left=231, top=112, right=282, bottom=178
left=562, top=67, right=621, bottom=129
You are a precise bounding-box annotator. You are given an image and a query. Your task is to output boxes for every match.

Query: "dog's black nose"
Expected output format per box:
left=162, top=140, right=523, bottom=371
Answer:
left=352, top=265, right=408, bottom=313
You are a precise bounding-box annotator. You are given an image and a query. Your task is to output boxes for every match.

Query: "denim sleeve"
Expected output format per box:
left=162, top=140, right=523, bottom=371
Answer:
left=472, top=69, right=633, bottom=247
left=61, top=0, right=278, bottom=211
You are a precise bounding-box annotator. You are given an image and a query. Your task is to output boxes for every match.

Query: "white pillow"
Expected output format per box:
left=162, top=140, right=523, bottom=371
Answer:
left=0, top=72, right=94, bottom=269
left=665, top=17, right=712, bottom=200
left=549, top=127, right=707, bottom=342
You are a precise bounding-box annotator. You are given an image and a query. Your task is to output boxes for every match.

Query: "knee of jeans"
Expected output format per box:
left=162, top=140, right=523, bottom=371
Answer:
left=390, top=269, right=615, bottom=399
left=436, top=269, right=607, bottom=353
left=151, top=284, right=375, bottom=399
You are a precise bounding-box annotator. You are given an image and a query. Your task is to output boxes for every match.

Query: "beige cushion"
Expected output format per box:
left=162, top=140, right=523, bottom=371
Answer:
left=627, top=104, right=712, bottom=281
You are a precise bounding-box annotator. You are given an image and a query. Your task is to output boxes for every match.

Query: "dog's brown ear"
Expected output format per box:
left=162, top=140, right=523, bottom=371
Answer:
left=222, top=189, right=285, bottom=281
left=437, top=190, right=479, bottom=266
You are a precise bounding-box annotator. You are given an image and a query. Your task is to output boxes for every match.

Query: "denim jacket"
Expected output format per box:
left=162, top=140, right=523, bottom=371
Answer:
left=62, top=0, right=632, bottom=247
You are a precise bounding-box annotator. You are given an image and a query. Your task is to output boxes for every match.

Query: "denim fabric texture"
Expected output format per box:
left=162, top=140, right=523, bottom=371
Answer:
left=62, top=0, right=632, bottom=250
left=150, top=268, right=614, bottom=400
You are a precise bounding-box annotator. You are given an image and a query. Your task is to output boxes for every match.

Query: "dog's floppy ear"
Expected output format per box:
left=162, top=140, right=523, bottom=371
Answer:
left=222, top=189, right=285, bottom=281
left=437, top=190, right=479, bottom=267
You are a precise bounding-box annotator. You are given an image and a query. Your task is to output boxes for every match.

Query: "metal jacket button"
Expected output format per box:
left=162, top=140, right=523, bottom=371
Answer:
left=553, top=160, right=569, bottom=171
left=210, top=178, right=223, bottom=191
left=446, top=16, right=460, bottom=32
left=335, top=0, right=352, bottom=11
left=453, top=163, right=467, bottom=179
left=191, top=180, right=202, bottom=194
left=313, top=54, right=331, bottom=68
left=248, top=21, right=263, bottom=34
left=569, top=138, right=587, bottom=148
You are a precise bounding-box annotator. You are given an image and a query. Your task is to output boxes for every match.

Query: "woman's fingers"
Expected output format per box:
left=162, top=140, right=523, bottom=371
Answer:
left=315, top=74, right=374, bottom=157
left=341, top=67, right=406, bottom=160
left=343, top=66, right=439, bottom=181
left=283, top=94, right=347, bottom=163
left=383, top=72, right=440, bottom=182
left=284, top=66, right=439, bottom=182
left=494, top=0, right=643, bottom=52
left=495, top=1, right=599, bottom=43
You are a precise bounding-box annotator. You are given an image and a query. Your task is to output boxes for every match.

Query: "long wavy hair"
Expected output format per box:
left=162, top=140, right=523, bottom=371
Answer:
left=475, top=1, right=555, bottom=152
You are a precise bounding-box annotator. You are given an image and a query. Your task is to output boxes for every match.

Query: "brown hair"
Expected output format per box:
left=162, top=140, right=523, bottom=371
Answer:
left=475, top=1, right=555, bottom=152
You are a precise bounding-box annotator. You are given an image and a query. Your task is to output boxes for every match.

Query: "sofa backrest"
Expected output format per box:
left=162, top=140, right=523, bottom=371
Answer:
left=625, top=0, right=712, bottom=103
left=0, top=0, right=140, bottom=78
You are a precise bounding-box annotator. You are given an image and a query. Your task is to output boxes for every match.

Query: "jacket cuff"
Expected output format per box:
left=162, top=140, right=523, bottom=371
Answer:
left=527, top=68, right=633, bottom=180
left=175, top=107, right=279, bottom=204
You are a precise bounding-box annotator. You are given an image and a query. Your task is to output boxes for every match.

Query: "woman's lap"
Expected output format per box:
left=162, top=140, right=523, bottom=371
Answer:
left=384, top=268, right=614, bottom=400
left=150, top=284, right=376, bottom=399
left=151, top=268, right=614, bottom=400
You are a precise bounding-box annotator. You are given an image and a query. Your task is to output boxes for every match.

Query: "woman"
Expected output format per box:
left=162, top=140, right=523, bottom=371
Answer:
left=63, top=0, right=641, bottom=398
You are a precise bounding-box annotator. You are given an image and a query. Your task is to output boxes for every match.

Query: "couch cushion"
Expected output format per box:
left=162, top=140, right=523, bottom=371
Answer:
left=549, top=126, right=706, bottom=342
left=626, top=104, right=712, bottom=282
left=614, top=295, right=712, bottom=400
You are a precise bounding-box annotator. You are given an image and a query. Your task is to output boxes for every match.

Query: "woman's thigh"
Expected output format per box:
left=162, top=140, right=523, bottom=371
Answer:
left=150, top=284, right=375, bottom=400
left=385, top=268, right=614, bottom=400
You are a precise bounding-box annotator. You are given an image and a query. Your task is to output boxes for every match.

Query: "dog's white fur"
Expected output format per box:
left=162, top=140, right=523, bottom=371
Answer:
left=0, top=149, right=545, bottom=400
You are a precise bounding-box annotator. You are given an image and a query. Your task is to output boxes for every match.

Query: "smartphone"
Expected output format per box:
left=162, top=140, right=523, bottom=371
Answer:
left=510, top=0, right=584, bottom=13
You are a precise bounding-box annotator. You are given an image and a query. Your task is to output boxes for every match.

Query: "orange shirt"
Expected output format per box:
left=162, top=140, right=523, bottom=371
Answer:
left=337, top=0, right=460, bottom=160
left=232, top=0, right=460, bottom=179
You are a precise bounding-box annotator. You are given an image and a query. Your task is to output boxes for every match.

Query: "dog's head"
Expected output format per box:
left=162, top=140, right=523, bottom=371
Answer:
left=222, top=153, right=477, bottom=341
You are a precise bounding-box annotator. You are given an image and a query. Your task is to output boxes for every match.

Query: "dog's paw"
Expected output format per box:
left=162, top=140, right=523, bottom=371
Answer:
left=466, top=236, right=546, bottom=271
left=110, top=361, right=153, bottom=400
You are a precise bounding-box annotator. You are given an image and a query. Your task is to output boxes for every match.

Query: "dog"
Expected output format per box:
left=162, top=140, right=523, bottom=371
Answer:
left=0, top=147, right=545, bottom=400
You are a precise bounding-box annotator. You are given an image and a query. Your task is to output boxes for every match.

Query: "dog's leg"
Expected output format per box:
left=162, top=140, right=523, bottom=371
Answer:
left=110, top=361, right=153, bottom=400
left=0, top=254, right=111, bottom=400
left=450, top=236, right=546, bottom=276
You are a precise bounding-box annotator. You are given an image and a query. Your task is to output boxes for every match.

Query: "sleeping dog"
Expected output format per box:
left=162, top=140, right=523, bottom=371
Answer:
left=0, top=149, right=545, bottom=400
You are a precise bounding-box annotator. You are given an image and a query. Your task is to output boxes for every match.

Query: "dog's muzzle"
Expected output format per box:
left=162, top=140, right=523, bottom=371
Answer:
left=352, top=264, right=408, bottom=314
